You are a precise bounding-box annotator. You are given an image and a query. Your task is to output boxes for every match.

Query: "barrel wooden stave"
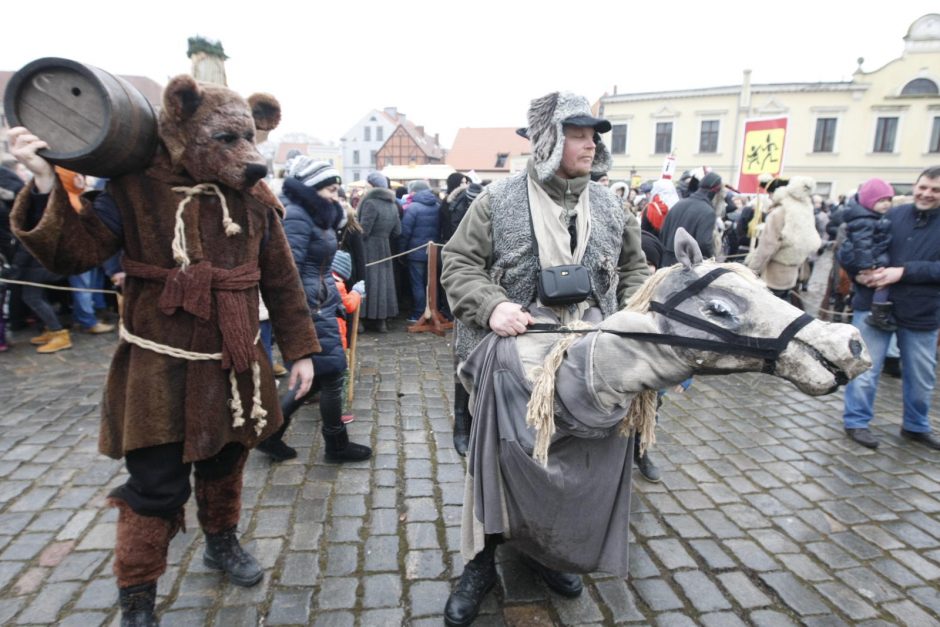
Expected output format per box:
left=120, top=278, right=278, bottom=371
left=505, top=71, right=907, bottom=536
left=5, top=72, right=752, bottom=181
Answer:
left=4, top=57, right=158, bottom=178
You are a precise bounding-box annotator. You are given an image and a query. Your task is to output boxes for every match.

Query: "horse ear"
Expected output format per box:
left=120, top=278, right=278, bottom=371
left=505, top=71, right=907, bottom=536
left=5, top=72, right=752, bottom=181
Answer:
left=674, top=227, right=703, bottom=269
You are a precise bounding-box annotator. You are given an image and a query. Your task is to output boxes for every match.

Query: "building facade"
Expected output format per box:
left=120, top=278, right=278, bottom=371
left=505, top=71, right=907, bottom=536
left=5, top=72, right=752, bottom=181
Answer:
left=339, top=108, right=401, bottom=183
left=597, top=14, right=940, bottom=197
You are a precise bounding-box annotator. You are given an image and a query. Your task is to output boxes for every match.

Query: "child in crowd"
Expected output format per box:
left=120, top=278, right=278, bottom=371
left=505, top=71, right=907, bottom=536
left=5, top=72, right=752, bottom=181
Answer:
left=838, top=178, right=895, bottom=330
left=331, top=250, right=365, bottom=424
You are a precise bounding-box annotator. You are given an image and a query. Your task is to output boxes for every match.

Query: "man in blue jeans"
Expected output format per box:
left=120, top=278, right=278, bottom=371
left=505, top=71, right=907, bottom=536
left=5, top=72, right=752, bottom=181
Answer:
left=842, top=167, right=940, bottom=450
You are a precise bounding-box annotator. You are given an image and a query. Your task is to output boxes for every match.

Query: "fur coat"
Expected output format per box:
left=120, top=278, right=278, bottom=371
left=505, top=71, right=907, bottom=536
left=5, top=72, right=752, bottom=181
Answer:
left=11, top=149, right=319, bottom=462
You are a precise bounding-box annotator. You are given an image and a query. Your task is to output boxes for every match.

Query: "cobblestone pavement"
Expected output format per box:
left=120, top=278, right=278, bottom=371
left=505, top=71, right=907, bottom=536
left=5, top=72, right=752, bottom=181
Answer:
left=1, top=291, right=940, bottom=625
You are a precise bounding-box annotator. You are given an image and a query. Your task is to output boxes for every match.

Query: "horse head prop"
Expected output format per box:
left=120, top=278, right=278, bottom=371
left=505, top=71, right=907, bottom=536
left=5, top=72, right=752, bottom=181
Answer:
left=595, top=227, right=871, bottom=397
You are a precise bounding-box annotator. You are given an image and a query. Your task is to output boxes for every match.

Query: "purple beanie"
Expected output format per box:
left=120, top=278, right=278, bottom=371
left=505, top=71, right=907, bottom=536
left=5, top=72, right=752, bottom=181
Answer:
left=858, top=178, right=894, bottom=210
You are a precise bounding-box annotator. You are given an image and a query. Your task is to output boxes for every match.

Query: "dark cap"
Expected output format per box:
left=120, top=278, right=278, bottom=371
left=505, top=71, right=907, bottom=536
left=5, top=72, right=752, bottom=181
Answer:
left=700, top=172, right=723, bottom=191
left=561, top=114, right=611, bottom=134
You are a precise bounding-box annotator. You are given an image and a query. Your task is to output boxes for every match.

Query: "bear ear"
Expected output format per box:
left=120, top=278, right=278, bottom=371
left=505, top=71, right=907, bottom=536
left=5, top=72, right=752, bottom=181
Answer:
left=248, top=93, right=281, bottom=132
left=163, top=75, right=203, bottom=122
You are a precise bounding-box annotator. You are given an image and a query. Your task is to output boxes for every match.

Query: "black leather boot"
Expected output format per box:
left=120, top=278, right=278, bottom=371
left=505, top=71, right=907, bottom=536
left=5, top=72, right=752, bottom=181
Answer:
left=634, top=437, right=661, bottom=483
left=866, top=302, right=898, bottom=332
left=323, top=428, right=372, bottom=463
left=119, top=582, right=158, bottom=627
left=444, top=540, right=498, bottom=627
left=453, top=382, right=472, bottom=457
left=203, top=527, right=263, bottom=587
left=257, top=392, right=300, bottom=461
left=519, top=553, right=583, bottom=597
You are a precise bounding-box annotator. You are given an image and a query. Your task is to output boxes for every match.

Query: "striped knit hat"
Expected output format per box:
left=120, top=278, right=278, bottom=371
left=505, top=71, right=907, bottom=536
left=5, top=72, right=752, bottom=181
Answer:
left=287, top=157, right=341, bottom=191
left=331, top=250, right=352, bottom=280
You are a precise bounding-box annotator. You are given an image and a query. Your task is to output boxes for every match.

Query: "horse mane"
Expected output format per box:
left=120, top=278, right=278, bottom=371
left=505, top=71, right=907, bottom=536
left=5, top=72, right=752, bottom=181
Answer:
left=625, top=261, right=762, bottom=313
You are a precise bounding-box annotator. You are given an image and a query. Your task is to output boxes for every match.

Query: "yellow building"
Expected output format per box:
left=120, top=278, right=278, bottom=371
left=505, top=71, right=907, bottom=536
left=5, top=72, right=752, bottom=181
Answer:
left=598, top=13, right=940, bottom=198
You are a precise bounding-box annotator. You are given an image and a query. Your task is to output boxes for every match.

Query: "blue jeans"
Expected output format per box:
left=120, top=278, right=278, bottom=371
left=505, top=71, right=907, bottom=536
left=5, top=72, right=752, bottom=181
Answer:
left=842, top=311, right=938, bottom=433
left=408, top=259, right=427, bottom=319
left=69, top=269, right=101, bottom=329
left=259, top=320, right=273, bottom=365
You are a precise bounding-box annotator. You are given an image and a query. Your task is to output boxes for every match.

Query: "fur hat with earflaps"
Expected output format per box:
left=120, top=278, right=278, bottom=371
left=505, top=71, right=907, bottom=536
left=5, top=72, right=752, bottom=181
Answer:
left=522, top=92, right=613, bottom=182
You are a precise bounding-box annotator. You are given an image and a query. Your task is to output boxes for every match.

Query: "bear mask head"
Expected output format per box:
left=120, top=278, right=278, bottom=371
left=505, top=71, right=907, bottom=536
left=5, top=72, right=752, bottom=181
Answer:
left=159, top=75, right=281, bottom=191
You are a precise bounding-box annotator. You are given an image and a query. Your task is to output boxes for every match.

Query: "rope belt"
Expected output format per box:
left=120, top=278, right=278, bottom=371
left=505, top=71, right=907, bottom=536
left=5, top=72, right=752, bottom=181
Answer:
left=119, top=322, right=267, bottom=434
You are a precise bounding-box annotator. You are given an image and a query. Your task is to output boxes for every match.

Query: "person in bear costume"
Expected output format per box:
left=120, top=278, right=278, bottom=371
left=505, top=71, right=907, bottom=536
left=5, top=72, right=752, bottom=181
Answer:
left=9, top=75, right=320, bottom=626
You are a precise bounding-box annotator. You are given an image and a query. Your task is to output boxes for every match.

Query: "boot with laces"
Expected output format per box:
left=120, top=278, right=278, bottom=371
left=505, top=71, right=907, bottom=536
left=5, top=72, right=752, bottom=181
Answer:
left=203, top=527, right=263, bottom=586
left=444, top=539, right=498, bottom=627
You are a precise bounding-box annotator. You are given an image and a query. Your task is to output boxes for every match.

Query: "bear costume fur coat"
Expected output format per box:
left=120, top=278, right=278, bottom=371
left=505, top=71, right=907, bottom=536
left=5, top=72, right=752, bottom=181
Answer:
left=11, top=75, right=319, bottom=463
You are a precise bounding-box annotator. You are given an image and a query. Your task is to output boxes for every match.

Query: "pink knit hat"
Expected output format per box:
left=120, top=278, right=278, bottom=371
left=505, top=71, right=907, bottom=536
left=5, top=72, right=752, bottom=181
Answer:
left=858, top=178, right=894, bottom=210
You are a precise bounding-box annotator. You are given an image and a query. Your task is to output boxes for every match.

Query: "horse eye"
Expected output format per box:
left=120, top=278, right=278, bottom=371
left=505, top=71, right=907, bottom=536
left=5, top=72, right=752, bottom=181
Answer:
left=706, top=300, right=733, bottom=317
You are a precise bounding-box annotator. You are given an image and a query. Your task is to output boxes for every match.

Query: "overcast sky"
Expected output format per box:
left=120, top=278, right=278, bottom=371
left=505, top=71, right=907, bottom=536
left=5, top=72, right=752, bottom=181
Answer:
left=3, top=1, right=936, bottom=147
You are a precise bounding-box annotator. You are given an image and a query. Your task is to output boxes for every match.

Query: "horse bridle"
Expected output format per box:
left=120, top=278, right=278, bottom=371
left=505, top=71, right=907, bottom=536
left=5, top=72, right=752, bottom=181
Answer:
left=527, top=267, right=815, bottom=374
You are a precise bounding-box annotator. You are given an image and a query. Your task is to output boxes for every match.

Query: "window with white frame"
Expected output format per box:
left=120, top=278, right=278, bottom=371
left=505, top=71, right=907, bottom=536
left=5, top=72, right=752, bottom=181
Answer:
left=353, top=150, right=360, bottom=165
left=377, top=126, right=384, bottom=142
left=654, top=122, right=673, bottom=154
left=699, top=120, right=719, bottom=153
left=930, top=116, right=940, bottom=153
left=813, top=118, right=837, bottom=153
left=873, top=117, right=898, bottom=153
left=611, top=124, right=627, bottom=154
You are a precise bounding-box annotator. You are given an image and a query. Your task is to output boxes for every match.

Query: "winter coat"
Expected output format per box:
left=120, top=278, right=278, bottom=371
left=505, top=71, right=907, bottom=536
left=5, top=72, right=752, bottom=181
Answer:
left=439, top=184, right=469, bottom=243
left=10, top=149, right=319, bottom=463
left=837, top=203, right=891, bottom=270
left=333, top=273, right=361, bottom=350
left=357, top=187, right=401, bottom=319
left=659, top=189, right=718, bottom=265
left=846, top=204, right=940, bottom=330
left=442, top=162, right=649, bottom=361
left=0, top=166, right=25, bottom=261
left=282, top=178, right=347, bottom=377
left=337, top=220, right=366, bottom=286
left=400, top=189, right=440, bottom=262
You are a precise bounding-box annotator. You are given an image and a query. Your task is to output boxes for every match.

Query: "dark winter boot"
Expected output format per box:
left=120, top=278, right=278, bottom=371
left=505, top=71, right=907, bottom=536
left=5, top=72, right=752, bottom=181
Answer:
left=257, top=395, right=298, bottom=461
left=444, top=537, right=498, bottom=627
left=0, top=318, right=8, bottom=352
left=111, top=499, right=182, bottom=627
left=203, top=527, right=263, bottom=587
left=634, top=437, right=661, bottom=483
left=452, top=382, right=472, bottom=457
left=866, top=302, right=898, bottom=332
left=519, top=553, right=583, bottom=598
left=883, top=356, right=902, bottom=378
left=323, top=427, right=372, bottom=463
left=194, top=449, right=262, bottom=586
left=119, top=582, right=158, bottom=627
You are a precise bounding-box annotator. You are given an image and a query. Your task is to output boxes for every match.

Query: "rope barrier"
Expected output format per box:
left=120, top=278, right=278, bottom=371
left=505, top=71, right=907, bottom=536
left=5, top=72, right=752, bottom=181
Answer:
left=364, top=241, right=444, bottom=267
left=0, top=277, right=120, bottom=295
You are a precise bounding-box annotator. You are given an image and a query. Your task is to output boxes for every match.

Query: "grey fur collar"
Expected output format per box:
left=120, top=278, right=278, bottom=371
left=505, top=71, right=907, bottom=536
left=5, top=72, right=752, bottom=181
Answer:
left=527, top=92, right=612, bottom=182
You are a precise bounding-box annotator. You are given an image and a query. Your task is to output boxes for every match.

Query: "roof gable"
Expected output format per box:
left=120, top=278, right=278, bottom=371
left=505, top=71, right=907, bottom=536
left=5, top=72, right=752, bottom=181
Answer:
left=446, top=127, right=530, bottom=171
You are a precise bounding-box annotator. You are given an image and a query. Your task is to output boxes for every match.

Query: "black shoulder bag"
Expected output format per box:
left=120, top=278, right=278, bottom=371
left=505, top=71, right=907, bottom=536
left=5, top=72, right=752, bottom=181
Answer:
left=526, top=177, right=592, bottom=306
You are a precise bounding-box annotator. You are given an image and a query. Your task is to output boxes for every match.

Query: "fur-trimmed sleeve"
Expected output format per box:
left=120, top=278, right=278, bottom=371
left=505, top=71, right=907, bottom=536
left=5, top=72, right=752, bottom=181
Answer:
left=258, top=208, right=320, bottom=362
left=10, top=179, right=121, bottom=275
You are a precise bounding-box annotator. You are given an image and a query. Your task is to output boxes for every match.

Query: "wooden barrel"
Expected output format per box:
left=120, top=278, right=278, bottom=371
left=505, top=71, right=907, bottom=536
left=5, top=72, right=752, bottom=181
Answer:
left=3, top=57, right=158, bottom=178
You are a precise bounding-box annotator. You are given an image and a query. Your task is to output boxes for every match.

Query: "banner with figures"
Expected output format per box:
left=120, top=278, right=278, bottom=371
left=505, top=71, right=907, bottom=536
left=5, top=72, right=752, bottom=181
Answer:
left=737, top=117, right=788, bottom=193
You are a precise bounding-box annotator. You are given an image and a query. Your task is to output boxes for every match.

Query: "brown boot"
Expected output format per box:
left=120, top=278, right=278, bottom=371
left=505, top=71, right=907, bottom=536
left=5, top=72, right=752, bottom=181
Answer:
left=30, top=328, right=54, bottom=345
left=36, top=329, right=72, bottom=353
left=194, top=449, right=262, bottom=586
left=111, top=498, right=184, bottom=589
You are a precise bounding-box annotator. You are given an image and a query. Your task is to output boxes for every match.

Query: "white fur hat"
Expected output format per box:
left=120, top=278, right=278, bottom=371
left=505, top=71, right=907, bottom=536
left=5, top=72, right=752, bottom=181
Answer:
left=523, top=92, right=613, bottom=182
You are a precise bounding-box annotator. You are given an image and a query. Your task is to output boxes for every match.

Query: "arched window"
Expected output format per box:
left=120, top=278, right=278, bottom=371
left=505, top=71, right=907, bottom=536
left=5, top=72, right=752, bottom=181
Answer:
left=900, top=78, right=939, bottom=96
